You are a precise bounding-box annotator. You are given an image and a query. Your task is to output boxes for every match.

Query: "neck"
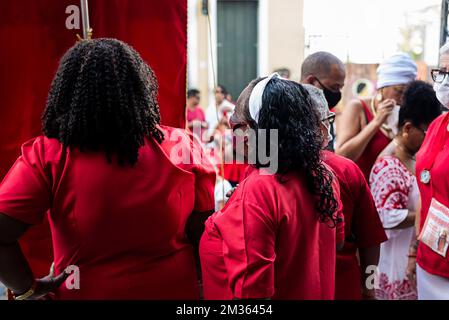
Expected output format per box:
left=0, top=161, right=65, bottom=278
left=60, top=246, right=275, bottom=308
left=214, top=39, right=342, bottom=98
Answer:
left=393, top=138, right=415, bottom=162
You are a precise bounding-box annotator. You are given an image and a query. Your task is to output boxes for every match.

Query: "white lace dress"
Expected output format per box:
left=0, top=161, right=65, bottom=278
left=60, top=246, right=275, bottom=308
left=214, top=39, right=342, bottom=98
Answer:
left=370, top=156, right=418, bottom=300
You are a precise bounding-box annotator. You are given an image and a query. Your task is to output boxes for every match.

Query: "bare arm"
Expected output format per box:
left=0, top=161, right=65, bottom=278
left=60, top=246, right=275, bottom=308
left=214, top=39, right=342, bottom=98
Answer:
left=0, top=213, right=34, bottom=295
left=386, top=210, right=416, bottom=230
left=336, top=99, right=394, bottom=161
left=359, top=245, right=380, bottom=299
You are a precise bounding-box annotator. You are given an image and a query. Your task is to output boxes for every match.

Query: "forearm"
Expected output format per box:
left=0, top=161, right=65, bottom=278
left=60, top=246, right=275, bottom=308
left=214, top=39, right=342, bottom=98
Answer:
left=336, top=120, right=381, bottom=161
left=359, top=245, right=380, bottom=287
left=359, top=245, right=380, bottom=298
left=0, top=241, right=34, bottom=295
left=387, top=210, right=416, bottom=230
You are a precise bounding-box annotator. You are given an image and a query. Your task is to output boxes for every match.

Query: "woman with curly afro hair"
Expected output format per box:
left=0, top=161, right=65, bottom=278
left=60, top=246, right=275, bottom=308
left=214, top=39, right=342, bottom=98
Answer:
left=200, top=74, right=345, bottom=300
left=0, top=38, right=216, bottom=300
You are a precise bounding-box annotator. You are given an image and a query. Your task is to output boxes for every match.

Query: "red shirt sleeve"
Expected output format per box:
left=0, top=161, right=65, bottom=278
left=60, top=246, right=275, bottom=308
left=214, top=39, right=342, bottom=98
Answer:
left=352, top=173, right=387, bottom=248
left=190, top=133, right=216, bottom=212
left=0, top=137, right=51, bottom=225
left=213, top=180, right=276, bottom=299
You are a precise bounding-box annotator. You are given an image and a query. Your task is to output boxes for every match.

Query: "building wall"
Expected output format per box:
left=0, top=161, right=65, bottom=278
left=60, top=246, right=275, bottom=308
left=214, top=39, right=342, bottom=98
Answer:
left=267, top=0, right=305, bottom=82
left=188, top=0, right=305, bottom=109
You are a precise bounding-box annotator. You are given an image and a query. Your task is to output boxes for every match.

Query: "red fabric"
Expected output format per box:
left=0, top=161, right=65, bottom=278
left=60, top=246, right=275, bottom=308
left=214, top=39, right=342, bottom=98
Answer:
left=200, top=167, right=345, bottom=300
left=187, top=107, right=206, bottom=123
left=323, top=151, right=387, bottom=300
left=0, top=126, right=216, bottom=299
left=221, top=163, right=249, bottom=184
left=0, top=1, right=187, bottom=281
left=416, top=113, right=449, bottom=278
left=356, top=100, right=392, bottom=181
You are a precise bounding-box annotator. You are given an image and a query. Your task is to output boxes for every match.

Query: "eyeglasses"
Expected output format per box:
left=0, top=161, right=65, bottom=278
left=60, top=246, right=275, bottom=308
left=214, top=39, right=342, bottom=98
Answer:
left=321, top=112, right=336, bottom=125
left=431, top=69, right=449, bottom=83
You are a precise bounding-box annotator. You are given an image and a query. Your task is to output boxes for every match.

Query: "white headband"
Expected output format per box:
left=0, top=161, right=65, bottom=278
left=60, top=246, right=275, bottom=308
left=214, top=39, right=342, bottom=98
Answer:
left=249, top=73, right=282, bottom=123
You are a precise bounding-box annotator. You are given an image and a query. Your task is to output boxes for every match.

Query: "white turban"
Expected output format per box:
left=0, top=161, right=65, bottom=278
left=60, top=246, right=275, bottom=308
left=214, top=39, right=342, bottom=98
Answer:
left=376, top=53, right=417, bottom=89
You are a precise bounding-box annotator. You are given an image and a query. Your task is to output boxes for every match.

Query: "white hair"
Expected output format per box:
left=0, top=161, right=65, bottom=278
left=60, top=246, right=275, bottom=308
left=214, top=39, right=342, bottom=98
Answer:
left=302, top=84, right=329, bottom=120
left=440, top=42, right=449, bottom=56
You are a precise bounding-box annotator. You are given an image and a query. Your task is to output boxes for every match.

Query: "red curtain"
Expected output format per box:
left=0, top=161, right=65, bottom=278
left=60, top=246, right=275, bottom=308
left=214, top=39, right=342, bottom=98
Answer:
left=0, top=0, right=187, bottom=278
left=0, top=0, right=187, bottom=179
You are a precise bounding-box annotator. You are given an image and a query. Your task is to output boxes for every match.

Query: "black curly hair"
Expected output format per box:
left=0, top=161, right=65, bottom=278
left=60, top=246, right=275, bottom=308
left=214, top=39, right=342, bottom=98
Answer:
left=399, top=80, right=442, bottom=129
left=42, top=38, right=164, bottom=166
left=248, top=77, right=339, bottom=226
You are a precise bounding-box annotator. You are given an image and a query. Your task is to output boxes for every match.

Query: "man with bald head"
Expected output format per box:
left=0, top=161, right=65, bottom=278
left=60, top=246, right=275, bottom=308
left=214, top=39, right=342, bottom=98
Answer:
left=301, top=51, right=346, bottom=150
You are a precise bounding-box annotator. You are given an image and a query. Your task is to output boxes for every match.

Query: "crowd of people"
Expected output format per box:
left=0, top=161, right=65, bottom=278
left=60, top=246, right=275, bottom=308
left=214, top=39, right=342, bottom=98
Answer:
left=0, top=37, right=448, bottom=300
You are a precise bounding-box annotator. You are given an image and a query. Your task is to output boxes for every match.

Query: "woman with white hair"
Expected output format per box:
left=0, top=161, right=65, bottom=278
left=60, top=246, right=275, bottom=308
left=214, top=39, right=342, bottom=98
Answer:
left=304, top=84, right=387, bottom=300
left=336, top=53, right=417, bottom=181
left=408, top=43, right=449, bottom=300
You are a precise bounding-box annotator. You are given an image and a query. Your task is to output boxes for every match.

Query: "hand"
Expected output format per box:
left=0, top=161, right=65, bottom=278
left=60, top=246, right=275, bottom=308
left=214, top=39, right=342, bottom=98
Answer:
left=28, top=269, right=70, bottom=300
left=226, top=186, right=238, bottom=198
left=373, top=99, right=395, bottom=127
left=361, top=288, right=376, bottom=300
left=406, top=256, right=417, bottom=290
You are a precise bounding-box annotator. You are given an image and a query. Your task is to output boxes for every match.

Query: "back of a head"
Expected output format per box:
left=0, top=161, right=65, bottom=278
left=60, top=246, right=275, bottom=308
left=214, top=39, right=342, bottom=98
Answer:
left=399, top=80, right=442, bottom=128
left=302, top=84, right=329, bottom=119
left=301, top=51, right=344, bottom=81
left=42, top=38, right=163, bottom=166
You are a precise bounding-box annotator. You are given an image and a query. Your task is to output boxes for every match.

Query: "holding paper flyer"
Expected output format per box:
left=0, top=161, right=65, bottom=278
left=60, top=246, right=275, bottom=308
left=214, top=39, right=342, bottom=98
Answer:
left=419, top=198, right=449, bottom=257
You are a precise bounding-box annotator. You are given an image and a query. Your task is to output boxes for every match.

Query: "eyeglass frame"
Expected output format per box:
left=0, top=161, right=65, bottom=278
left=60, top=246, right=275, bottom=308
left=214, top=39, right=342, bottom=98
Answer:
left=431, top=69, right=449, bottom=83
left=321, top=112, right=336, bottom=125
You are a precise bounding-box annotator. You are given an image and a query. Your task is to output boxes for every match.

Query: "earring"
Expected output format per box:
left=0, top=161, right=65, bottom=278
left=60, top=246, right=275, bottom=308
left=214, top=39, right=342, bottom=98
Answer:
left=376, top=92, right=383, bottom=102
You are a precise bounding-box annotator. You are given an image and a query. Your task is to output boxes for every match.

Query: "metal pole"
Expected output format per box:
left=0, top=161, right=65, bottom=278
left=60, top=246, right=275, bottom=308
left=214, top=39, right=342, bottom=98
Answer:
left=440, top=0, right=448, bottom=48
left=80, top=0, right=91, bottom=39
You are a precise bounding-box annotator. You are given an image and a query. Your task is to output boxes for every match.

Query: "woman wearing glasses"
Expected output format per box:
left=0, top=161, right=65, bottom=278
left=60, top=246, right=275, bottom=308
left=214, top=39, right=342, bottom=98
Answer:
left=411, top=43, right=449, bottom=300
left=200, top=76, right=344, bottom=300
left=305, top=85, right=387, bottom=300
left=370, top=81, right=441, bottom=300
left=336, top=53, right=417, bottom=181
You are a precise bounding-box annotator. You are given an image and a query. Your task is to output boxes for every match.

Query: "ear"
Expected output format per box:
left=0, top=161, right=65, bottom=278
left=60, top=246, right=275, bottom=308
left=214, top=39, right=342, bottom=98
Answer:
left=402, top=121, right=413, bottom=135
left=303, top=75, right=317, bottom=86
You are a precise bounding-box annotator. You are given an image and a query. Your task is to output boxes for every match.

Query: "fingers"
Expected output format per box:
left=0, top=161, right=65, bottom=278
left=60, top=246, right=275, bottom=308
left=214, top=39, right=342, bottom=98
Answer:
left=51, top=269, right=70, bottom=289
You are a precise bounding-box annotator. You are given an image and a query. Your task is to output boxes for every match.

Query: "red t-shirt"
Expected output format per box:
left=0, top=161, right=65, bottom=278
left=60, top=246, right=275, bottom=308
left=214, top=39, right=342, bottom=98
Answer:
left=200, top=167, right=345, bottom=300
left=187, top=107, right=206, bottom=123
left=0, top=125, right=216, bottom=299
left=323, top=151, right=387, bottom=300
left=416, top=113, right=449, bottom=278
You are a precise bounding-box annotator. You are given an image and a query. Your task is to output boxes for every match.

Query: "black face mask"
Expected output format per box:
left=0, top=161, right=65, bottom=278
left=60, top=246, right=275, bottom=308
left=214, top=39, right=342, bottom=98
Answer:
left=316, top=78, right=342, bottom=108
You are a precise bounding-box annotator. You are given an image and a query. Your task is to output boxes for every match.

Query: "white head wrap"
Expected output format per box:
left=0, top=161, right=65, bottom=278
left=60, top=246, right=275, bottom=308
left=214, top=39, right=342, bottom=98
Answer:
left=249, top=73, right=282, bottom=123
left=376, top=53, right=417, bottom=89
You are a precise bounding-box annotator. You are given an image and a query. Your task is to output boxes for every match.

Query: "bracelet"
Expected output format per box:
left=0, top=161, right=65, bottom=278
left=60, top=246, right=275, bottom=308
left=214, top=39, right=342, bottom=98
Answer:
left=407, top=254, right=417, bottom=258
left=14, top=281, right=37, bottom=300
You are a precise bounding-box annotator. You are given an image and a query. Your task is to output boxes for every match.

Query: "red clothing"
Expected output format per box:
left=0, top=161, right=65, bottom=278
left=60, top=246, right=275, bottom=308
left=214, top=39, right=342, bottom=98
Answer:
left=187, top=107, right=206, bottom=123
left=356, top=100, right=391, bottom=181
left=221, top=163, right=248, bottom=185
left=416, top=113, right=449, bottom=278
left=200, top=167, right=345, bottom=300
left=323, top=151, right=387, bottom=300
left=0, top=126, right=215, bottom=300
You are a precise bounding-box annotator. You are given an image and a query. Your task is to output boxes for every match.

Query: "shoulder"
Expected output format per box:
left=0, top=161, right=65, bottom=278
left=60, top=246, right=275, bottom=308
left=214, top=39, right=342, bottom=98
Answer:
left=370, top=156, right=412, bottom=188
left=344, top=98, right=365, bottom=113
left=427, top=113, right=448, bottom=136
left=323, top=151, right=365, bottom=184
left=21, top=136, right=64, bottom=164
